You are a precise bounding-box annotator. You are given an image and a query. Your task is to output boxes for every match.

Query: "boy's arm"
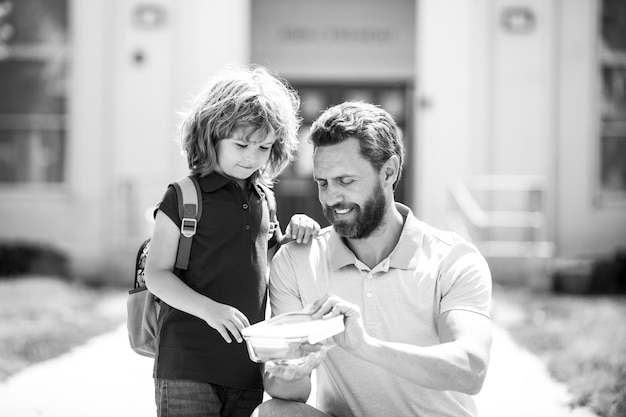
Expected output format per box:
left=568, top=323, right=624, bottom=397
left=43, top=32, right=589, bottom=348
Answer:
left=145, top=210, right=250, bottom=344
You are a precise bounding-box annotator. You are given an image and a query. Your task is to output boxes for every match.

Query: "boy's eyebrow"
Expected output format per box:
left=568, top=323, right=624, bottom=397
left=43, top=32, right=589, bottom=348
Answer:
left=233, top=129, right=275, bottom=145
left=254, top=136, right=277, bottom=147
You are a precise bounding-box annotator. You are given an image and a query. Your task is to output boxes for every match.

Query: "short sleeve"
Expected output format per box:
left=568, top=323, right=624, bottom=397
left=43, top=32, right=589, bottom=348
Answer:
left=269, top=246, right=306, bottom=316
left=438, top=241, right=492, bottom=318
left=155, top=185, right=180, bottom=227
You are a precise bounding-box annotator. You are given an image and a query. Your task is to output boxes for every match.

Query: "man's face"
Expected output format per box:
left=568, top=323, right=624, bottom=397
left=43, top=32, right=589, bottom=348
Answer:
left=313, top=138, right=387, bottom=239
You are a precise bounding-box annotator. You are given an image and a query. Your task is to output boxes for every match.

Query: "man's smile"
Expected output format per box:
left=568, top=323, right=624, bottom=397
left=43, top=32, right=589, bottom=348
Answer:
left=334, top=208, right=352, bottom=215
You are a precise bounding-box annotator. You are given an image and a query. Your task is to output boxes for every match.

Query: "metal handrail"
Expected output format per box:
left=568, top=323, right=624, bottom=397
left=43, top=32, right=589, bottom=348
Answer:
left=448, top=176, right=553, bottom=257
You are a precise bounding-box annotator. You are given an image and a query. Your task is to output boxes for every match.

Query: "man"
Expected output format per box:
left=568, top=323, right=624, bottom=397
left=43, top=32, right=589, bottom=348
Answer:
left=255, top=102, right=492, bottom=417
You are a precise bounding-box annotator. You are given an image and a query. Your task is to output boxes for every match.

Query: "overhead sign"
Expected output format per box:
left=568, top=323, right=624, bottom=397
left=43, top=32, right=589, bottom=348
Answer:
left=252, top=0, right=415, bottom=81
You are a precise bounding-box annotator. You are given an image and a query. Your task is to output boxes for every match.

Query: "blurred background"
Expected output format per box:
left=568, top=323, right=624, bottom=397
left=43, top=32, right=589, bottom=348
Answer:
left=0, top=0, right=624, bottom=287
left=0, top=1, right=625, bottom=416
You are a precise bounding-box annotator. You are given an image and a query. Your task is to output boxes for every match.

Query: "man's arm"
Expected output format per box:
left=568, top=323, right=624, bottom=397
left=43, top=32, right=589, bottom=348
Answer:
left=310, top=295, right=492, bottom=395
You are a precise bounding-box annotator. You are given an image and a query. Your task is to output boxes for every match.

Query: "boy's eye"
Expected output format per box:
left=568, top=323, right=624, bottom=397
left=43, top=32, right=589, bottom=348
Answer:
left=260, top=146, right=271, bottom=152
left=236, top=143, right=248, bottom=149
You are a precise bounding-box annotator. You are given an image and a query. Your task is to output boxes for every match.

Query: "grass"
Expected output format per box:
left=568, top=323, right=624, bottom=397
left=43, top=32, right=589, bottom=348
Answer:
left=492, top=284, right=626, bottom=417
left=0, top=276, right=126, bottom=381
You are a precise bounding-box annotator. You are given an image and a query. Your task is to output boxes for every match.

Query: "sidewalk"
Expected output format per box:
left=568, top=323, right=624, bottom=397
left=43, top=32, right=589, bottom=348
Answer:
left=0, top=295, right=599, bottom=417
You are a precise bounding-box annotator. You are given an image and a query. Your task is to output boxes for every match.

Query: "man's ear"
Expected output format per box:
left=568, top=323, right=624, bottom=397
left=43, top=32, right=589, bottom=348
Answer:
left=382, top=155, right=400, bottom=185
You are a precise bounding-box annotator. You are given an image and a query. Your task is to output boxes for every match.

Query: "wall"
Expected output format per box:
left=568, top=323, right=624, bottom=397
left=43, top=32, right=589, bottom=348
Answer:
left=416, top=0, right=489, bottom=228
left=557, top=0, right=626, bottom=257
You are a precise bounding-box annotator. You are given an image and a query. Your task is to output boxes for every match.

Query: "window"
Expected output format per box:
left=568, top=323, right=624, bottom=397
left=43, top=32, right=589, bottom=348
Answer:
left=0, top=0, right=68, bottom=184
left=598, top=0, right=626, bottom=203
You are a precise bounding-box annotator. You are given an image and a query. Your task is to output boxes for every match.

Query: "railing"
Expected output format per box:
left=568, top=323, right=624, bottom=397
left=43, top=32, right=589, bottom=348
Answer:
left=448, top=175, right=555, bottom=259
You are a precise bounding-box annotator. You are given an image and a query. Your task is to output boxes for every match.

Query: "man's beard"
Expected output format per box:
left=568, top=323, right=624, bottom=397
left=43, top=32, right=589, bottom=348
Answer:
left=323, top=182, right=386, bottom=239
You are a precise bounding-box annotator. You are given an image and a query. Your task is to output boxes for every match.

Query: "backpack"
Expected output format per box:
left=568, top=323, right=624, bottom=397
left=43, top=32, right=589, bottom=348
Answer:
left=127, top=175, right=202, bottom=357
left=126, top=175, right=277, bottom=357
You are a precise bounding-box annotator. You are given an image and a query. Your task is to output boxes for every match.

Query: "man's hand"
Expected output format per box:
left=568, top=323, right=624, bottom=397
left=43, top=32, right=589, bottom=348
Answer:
left=264, top=345, right=331, bottom=380
left=308, top=294, right=368, bottom=352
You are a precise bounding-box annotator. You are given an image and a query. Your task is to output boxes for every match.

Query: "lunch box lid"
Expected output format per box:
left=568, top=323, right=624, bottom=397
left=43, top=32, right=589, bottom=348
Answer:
left=242, top=312, right=345, bottom=344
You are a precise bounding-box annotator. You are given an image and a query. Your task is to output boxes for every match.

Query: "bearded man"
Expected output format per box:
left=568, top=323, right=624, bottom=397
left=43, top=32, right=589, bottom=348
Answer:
left=253, top=101, right=493, bottom=417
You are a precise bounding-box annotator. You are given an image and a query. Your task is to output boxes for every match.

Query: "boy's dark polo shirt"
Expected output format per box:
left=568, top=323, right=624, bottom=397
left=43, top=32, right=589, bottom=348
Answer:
left=153, top=172, right=271, bottom=390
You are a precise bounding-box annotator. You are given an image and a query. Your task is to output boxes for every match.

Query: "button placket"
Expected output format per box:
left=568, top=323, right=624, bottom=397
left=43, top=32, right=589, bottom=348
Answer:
left=363, top=271, right=376, bottom=325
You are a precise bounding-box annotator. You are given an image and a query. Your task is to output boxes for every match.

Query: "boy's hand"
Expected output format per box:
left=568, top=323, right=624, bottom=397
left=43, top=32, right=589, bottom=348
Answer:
left=201, top=299, right=250, bottom=344
left=268, top=221, right=279, bottom=240
left=283, top=214, right=320, bottom=244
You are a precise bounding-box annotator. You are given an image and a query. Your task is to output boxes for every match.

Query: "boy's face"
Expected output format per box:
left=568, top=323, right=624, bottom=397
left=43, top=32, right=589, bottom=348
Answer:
left=215, top=125, right=276, bottom=184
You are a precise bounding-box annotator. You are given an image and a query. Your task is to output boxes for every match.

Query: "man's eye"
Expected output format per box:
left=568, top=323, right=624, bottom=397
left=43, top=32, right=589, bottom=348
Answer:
left=340, top=178, right=354, bottom=185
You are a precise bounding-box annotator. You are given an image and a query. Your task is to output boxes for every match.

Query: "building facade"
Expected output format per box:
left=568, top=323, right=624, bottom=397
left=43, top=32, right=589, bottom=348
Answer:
left=0, top=0, right=624, bottom=284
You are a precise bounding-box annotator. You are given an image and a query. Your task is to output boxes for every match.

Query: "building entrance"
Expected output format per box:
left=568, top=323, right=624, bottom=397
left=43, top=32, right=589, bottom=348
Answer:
left=275, top=82, right=413, bottom=227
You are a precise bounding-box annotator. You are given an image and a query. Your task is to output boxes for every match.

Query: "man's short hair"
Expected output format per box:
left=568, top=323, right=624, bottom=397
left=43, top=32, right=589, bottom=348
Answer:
left=309, top=101, right=405, bottom=189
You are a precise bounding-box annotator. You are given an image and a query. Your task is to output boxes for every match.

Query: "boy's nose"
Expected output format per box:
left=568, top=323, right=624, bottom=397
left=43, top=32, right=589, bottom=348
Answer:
left=245, top=151, right=256, bottom=163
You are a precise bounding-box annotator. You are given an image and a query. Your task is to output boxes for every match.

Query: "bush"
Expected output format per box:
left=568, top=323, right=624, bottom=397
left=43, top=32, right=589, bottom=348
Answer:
left=591, top=249, right=626, bottom=294
left=0, top=241, right=71, bottom=280
left=495, top=286, right=626, bottom=417
left=552, top=248, right=626, bottom=294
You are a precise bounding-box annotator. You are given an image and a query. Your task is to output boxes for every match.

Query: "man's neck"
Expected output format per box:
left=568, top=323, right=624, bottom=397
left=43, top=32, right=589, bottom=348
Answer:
left=344, top=202, right=404, bottom=269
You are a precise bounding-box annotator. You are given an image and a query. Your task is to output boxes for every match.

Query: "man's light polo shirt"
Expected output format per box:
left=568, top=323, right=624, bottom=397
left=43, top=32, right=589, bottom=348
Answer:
left=269, top=203, right=492, bottom=417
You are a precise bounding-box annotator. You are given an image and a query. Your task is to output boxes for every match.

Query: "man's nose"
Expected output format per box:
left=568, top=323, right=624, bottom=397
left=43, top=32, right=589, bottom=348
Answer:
left=322, top=185, right=343, bottom=207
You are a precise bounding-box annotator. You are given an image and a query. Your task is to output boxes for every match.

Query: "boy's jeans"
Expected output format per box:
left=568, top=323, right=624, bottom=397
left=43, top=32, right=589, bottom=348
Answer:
left=155, top=379, right=263, bottom=417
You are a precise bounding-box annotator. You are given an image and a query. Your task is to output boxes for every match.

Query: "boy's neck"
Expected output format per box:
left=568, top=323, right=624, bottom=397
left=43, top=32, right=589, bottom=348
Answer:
left=233, top=178, right=248, bottom=189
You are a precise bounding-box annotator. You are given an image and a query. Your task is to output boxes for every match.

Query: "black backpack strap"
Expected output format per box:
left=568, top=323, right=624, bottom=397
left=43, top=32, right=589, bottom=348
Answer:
left=171, top=175, right=202, bottom=270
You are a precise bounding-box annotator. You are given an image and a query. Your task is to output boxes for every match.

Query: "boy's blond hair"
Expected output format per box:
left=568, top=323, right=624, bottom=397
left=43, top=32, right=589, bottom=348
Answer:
left=179, top=65, right=301, bottom=185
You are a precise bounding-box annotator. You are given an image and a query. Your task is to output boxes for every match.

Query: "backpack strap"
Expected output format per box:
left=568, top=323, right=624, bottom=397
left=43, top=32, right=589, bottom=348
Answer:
left=258, top=183, right=281, bottom=250
left=171, top=175, right=202, bottom=270
left=259, top=184, right=277, bottom=223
